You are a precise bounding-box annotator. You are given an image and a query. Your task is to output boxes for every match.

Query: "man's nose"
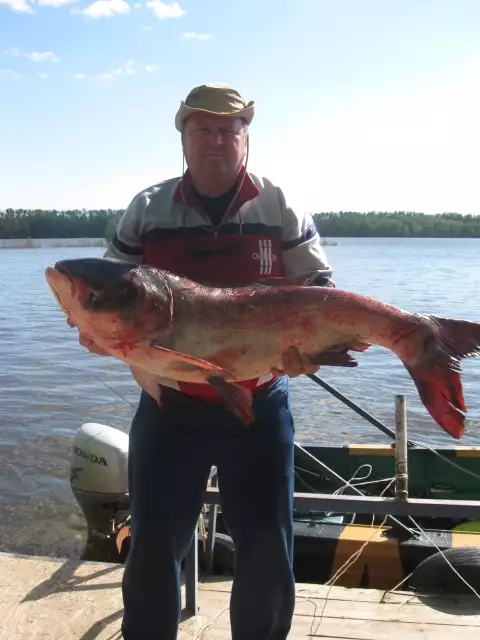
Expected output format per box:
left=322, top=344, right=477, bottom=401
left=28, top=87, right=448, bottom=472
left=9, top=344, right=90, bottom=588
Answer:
left=211, top=131, right=225, bottom=144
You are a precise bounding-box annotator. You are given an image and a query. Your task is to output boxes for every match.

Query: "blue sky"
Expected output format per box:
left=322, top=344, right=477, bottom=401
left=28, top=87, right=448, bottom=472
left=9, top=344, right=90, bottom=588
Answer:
left=1, top=0, right=480, bottom=214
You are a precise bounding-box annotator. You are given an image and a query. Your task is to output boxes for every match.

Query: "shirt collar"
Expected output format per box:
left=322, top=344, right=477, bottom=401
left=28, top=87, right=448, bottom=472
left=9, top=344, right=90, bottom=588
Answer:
left=173, top=165, right=260, bottom=214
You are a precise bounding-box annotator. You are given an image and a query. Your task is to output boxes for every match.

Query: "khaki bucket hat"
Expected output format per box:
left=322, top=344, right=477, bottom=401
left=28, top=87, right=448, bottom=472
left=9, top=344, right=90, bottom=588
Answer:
left=175, top=83, right=255, bottom=132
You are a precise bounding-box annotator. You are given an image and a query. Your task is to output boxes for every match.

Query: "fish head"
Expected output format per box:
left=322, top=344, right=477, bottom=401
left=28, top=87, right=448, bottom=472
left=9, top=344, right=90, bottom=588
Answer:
left=45, top=257, right=173, bottom=344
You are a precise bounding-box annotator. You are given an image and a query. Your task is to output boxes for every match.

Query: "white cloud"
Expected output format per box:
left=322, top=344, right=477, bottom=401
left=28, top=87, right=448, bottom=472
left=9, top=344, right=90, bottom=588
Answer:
left=28, top=51, right=60, bottom=62
left=5, top=47, right=60, bottom=62
left=124, top=60, right=136, bottom=75
left=36, top=0, right=78, bottom=6
left=145, top=64, right=158, bottom=72
left=111, top=60, right=136, bottom=76
left=37, top=72, right=48, bottom=78
left=73, top=60, right=145, bottom=83
left=146, top=0, right=184, bottom=20
left=73, top=71, right=114, bottom=84
left=0, top=68, right=20, bottom=79
left=79, top=0, right=130, bottom=18
left=0, top=0, right=33, bottom=13
left=0, top=0, right=77, bottom=10
left=181, top=32, right=211, bottom=40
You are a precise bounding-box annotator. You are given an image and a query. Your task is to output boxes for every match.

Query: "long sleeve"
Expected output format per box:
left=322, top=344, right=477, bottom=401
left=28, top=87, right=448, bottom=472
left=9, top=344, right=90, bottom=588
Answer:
left=278, top=187, right=334, bottom=286
left=104, top=192, right=145, bottom=263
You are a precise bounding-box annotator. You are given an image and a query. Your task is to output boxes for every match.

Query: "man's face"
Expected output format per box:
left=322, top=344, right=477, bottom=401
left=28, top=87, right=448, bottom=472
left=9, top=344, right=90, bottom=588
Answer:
left=182, top=112, right=248, bottom=185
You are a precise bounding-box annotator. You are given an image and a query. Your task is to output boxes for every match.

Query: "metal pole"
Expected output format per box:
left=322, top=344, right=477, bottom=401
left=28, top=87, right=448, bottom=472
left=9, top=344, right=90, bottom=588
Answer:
left=395, top=394, right=409, bottom=502
left=185, top=525, right=198, bottom=615
left=205, top=469, right=219, bottom=574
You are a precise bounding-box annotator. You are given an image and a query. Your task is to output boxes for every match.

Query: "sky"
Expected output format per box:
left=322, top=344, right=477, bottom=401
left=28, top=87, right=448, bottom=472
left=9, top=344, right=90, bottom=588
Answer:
left=1, top=0, right=480, bottom=214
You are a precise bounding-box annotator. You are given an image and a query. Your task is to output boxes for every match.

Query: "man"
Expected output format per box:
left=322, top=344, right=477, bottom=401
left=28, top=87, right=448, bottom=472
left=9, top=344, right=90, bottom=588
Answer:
left=77, top=84, right=333, bottom=639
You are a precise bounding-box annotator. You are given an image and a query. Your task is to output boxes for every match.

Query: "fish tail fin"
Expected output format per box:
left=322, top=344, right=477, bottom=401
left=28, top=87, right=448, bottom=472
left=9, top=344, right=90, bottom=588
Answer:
left=404, top=316, right=480, bottom=439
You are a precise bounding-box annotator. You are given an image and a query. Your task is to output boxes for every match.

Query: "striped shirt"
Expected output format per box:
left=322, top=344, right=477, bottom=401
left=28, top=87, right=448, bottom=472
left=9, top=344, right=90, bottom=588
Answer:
left=104, top=168, right=333, bottom=402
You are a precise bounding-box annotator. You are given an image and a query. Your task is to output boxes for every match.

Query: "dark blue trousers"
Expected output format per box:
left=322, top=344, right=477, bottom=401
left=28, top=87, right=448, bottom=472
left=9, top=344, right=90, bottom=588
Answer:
left=121, top=376, right=295, bottom=639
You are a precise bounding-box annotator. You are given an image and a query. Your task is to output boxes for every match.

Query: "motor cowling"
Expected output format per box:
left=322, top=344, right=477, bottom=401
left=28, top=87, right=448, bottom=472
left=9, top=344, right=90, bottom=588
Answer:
left=70, top=422, right=130, bottom=548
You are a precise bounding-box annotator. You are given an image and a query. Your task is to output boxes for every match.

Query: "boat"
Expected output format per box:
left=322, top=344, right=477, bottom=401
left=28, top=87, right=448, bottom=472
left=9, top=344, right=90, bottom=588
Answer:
left=69, top=421, right=480, bottom=595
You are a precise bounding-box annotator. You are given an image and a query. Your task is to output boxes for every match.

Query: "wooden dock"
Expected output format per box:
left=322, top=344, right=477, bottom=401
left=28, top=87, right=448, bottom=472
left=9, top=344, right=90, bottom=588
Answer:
left=1, top=552, right=480, bottom=639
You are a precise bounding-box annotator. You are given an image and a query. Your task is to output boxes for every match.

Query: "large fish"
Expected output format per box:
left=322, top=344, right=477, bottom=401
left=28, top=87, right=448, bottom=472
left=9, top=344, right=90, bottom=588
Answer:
left=45, top=257, right=480, bottom=439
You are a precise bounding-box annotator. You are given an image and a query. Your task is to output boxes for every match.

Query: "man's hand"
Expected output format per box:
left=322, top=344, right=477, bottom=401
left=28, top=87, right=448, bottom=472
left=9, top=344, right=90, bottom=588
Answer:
left=271, top=346, right=320, bottom=378
left=67, top=318, right=110, bottom=356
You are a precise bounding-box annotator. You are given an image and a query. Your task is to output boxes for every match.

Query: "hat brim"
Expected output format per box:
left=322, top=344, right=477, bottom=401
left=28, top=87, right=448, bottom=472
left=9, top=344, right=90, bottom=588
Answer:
left=175, top=101, right=255, bottom=132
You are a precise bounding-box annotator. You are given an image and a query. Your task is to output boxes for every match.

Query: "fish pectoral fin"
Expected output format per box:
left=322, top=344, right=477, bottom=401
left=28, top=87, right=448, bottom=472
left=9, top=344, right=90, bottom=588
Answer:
left=349, top=340, right=372, bottom=353
left=151, top=344, right=233, bottom=377
left=309, top=341, right=372, bottom=367
left=206, top=376, right=254, bottom=426
left=310, top=351, right=359, bottom=367
left=130, top=365, right=162, bottom=406
left=151, top=345, right=252, bottom=424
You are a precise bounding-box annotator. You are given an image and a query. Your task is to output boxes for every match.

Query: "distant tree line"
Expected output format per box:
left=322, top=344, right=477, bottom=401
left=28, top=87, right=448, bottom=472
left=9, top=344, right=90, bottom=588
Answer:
left=312, top=211, right=480, bottom=238
left=0, top=208, right=123, bottom=240
left=1, top=208, right=479, bottom=239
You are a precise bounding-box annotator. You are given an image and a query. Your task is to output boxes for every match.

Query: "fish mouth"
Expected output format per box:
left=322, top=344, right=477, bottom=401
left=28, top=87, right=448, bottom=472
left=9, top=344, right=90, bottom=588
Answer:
left=44, top=265, right=74, bottom=319
left=53, top=261, right=73, bottom=281
left=47, top=260, right=89, bottom=305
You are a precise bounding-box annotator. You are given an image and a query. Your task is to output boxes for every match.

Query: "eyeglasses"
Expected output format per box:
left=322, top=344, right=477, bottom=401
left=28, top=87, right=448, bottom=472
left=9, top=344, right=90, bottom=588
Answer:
left=189, top=125, right=247, bottom=142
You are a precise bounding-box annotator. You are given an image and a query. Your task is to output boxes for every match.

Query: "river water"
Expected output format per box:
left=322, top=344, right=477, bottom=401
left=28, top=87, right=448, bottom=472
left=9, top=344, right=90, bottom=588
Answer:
left=1, top=237, right=480, bottom=558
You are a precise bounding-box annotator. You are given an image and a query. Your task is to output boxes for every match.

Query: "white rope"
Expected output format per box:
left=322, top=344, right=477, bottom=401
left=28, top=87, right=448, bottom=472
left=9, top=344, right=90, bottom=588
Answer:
left=192, top=604, right=229, bottom=639
left=413, top=441, right=480, bottom=482
left=408, top=515, right=480, bottom=600
left=299, top=513, right=389, bottom=636
left=370, top=477, right=396, bottom=526
left=325, top=514, right=389, bottom=587
left=294, top=446, right=417, bottom=536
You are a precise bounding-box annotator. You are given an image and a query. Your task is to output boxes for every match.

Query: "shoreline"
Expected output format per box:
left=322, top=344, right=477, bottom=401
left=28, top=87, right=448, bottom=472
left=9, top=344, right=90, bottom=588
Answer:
left=1, top=237, right=479, bottom=249
left=0, top=238, right=107, bottom=249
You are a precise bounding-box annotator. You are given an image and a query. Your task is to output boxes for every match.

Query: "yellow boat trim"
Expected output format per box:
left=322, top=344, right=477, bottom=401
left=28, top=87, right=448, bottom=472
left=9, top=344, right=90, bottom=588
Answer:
left=455, top=446, right=480, bottom=458
left=451, top=531, right=480, bottom=547
left=329, top=524, right=404, bottom=589
left=347, top=444, right=395, bottom=456
left=348, top=444, right=480, bottom=458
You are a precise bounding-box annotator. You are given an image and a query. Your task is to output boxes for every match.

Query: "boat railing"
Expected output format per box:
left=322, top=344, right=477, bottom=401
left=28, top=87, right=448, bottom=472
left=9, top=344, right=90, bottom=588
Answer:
left=183, top=395, right=480, bottom=614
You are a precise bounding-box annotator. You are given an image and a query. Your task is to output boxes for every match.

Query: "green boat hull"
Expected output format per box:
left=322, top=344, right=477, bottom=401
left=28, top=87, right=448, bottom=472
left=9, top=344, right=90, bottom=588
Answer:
left=208, top=442, right=480, bottom=591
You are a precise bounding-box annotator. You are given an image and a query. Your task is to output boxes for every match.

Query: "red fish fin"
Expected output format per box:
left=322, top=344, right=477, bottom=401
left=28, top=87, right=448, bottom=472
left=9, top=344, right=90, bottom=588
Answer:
left=350, top=341, right=372, bottom=352
left=403, top=315, right=480, bottom=439
left=206, top=376, right=254, bottom=425
left=405, top=362, right=466, bottom=439
left=130, top=365, right=162, bottom=406
left=309, top=341, right=372, bottom=367
left=310, top=351, right=359, bottom=367
left=151, top=344, right=232, bottom=377
left=429, top=315, right=480, bottom=362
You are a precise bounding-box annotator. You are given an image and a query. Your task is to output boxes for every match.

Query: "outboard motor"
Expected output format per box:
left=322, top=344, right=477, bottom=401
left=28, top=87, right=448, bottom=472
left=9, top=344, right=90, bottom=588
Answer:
left=70, top=422, right=130, bottom=556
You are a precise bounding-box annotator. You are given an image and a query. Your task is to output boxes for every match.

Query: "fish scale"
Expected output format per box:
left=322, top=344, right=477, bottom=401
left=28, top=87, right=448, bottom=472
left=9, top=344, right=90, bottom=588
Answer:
left=45, top=257, right=480, bottom=439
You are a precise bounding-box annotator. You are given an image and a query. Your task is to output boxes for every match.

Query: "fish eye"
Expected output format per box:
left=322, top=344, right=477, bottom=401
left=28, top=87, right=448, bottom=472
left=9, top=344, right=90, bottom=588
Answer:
left=86, top=289, right=104, bottom=308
